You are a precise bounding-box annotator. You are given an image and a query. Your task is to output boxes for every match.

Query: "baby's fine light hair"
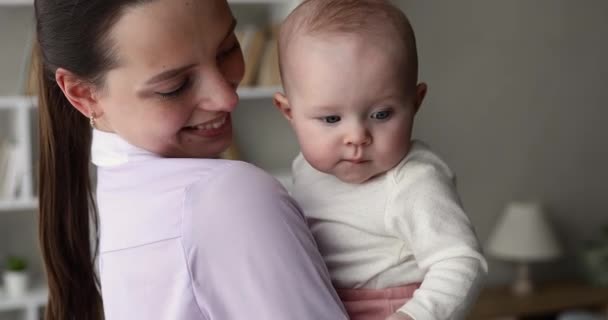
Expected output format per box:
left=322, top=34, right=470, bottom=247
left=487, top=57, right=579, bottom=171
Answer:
left=278, top=0, right=419, bottom=87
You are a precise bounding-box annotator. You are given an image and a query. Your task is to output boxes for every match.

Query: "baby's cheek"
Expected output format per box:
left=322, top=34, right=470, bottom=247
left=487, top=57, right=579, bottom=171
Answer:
left=301, top=144, right=334, bottom=172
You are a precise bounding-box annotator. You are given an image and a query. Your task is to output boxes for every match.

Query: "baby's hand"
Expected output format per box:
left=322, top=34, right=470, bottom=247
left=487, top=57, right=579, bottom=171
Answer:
left=385, top=312, right=414, bottom=320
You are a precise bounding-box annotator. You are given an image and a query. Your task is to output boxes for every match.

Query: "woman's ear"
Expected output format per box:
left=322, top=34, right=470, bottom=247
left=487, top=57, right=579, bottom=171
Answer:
left=413, top=82, right=428, bottom=114
left=273, top=92, right=293, bottom=121
left=55, top=68, right=103, bottom=118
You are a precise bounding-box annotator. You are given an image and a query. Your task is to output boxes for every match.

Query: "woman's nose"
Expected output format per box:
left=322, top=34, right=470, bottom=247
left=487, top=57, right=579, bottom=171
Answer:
left=197, top=70, right=239, bottom=112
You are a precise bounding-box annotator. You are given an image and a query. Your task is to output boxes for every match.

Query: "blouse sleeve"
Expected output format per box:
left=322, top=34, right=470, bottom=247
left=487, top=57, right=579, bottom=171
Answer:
left=182, top=161, right=348, bottom=320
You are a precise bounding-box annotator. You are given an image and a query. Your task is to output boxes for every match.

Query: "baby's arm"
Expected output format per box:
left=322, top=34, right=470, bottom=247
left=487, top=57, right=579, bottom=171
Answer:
left=386, top=164, right=488, bottom=320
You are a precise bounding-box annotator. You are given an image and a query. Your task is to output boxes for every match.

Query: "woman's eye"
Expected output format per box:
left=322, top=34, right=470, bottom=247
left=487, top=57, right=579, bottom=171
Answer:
left=322, top=116, right=341, bottom=124
left=371, top=110, right=392, bottom=120
left=156, top=79, right=190, bottom=99
left=218, top=42, right=241, bottom=61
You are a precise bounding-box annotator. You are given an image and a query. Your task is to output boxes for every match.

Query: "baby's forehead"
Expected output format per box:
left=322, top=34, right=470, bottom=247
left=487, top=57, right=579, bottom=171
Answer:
left=283, top=15, right=412, bottom=52
left=288, top=28, right=409, bottom=55
left=283, top=38, right=414, bottom=107
left=278, top=0, right=419, bottom=93
left=282, top=30, right=415, bottom=79
left=279, top=0, right=416, bottom=52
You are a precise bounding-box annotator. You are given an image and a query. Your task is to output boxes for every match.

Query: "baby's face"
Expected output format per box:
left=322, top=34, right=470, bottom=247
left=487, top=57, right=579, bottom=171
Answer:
left=278, top=34, right=425, bottom=184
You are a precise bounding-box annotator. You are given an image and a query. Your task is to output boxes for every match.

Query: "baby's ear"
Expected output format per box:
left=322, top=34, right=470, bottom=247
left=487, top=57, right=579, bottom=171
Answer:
left=273, top=92, right=293, bottom=121
left=413, top=82, right=428, bottom=113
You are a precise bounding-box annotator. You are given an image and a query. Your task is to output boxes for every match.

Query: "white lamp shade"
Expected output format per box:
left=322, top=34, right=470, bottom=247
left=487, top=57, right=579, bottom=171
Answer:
left=486, top=202, right=562, bottom=262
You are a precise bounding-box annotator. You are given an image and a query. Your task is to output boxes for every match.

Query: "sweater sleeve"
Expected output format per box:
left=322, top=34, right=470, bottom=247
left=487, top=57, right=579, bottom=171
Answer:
left=385, top=160, right=488, bottom=320
left=182, top=161, right=348, bottom=320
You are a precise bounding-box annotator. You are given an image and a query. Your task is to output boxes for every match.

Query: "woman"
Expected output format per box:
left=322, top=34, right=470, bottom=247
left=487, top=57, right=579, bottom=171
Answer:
left=36, top=0, right=348, bottom=319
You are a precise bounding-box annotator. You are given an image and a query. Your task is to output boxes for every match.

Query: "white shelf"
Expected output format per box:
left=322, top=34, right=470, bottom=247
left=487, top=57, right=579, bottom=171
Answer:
left=0, top=0, right=30, bottom=6
left=238, top=86, right=282, bottom=99
left=0, top=87, right=279, bottom=107
left=0, top=198, right=38, bottom=211
left=0, top=287, right=47, bottom=309
left=0, top=96, right=36, bottom=110
left=0, top=287, right=47, bottom=320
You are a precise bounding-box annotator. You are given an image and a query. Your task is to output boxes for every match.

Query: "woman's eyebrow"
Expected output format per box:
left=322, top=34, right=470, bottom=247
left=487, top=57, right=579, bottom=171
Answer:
left=145, top=64, right=197, bottom=85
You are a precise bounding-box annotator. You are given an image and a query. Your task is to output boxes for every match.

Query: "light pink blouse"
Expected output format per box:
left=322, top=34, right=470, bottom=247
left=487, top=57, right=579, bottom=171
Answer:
left=92, top=130, right=347, bottom=320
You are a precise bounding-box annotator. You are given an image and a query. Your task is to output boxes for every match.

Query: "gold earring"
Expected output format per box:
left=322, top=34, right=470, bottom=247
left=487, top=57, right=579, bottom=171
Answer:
left=89, top=112, right=97, bottom=129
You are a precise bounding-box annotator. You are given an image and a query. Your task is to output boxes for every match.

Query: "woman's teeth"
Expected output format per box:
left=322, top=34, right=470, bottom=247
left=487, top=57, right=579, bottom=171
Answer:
left=189, top=115, right=226, bottom=130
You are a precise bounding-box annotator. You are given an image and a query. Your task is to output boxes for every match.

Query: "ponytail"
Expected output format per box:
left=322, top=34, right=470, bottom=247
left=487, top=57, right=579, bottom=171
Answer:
left=37, top=42, right=103, bottom=320
left=35, top=0, right=154, bottom=316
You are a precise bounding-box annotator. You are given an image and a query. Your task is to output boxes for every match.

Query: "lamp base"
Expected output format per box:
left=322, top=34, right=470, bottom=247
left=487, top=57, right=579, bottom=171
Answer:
left=512, top=263, right=533, bottom=296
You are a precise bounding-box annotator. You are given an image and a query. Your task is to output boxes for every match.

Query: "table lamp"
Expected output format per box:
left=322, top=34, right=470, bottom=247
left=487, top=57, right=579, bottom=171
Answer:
left=486, top=201, right=562, bottom=295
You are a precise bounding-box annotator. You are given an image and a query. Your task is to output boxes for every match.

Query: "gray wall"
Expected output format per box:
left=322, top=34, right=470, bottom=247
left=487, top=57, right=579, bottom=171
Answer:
left=394, top=0, right=608, bottom=284
left=0, top=7, right=34, bottom=95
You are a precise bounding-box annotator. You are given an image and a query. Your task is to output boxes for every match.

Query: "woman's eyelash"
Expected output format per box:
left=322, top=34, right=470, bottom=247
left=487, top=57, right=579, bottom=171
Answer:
left=218, top=42, right=240, bottom=60
left=156, top=78, right=191, bottom=99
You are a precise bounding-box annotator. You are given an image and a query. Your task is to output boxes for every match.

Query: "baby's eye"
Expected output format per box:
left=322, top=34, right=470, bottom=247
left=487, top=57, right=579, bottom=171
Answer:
left=322, top=116, right=341, bottom=124
left=371, top=110, right=392, bottom=120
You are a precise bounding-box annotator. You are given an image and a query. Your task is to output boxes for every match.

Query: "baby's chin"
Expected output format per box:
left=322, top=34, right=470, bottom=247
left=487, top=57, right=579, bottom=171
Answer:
left=328, top=166, right=382, bottom=185
left=305, top=156, right=382, bottom=184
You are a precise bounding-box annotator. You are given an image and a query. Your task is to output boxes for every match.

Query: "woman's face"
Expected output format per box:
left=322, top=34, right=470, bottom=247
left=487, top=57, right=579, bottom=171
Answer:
left=96, top=0, right=244, bottom=158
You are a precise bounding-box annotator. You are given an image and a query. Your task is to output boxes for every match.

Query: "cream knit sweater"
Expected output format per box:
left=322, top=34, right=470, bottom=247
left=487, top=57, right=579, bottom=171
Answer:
left=292, top=141, right=488, bottom=320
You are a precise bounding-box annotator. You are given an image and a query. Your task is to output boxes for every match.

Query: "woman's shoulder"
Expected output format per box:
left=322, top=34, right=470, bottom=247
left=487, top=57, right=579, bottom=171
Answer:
left=124, top=158, right=274, bottom=190
left=183, top=159, right=282, bottom=192
left=180, top=159, right=305, bottom=252
left=182, top=159, right=292, bottom=217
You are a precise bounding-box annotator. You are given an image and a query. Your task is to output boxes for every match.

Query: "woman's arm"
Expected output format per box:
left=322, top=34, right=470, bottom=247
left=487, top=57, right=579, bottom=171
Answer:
left=182, top=161, right=348, bottom=320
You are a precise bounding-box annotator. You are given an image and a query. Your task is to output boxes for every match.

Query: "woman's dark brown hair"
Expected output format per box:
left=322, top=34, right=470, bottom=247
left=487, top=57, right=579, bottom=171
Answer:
left=35, top=0, right=151, bottom=319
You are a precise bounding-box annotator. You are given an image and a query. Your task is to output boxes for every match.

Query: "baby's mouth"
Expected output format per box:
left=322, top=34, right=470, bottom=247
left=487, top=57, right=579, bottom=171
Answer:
left=343, top=158, right=368, bottom=164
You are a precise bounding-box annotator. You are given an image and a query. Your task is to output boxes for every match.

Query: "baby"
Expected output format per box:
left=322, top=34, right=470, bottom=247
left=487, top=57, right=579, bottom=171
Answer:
left=273, top=1, right=488, bottom=319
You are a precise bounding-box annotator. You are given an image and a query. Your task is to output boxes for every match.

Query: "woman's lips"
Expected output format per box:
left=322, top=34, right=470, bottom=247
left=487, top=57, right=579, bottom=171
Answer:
left=183, top=114, right=231, bottom=138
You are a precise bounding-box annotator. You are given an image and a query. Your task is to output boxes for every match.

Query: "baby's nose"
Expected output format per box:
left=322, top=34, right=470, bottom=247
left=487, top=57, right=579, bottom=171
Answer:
left=344, top=126, right=371, bottom=146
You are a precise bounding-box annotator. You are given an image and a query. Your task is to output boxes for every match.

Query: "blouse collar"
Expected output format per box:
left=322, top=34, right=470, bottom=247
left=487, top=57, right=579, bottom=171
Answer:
left=91, top=129, right=158, bottom=167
